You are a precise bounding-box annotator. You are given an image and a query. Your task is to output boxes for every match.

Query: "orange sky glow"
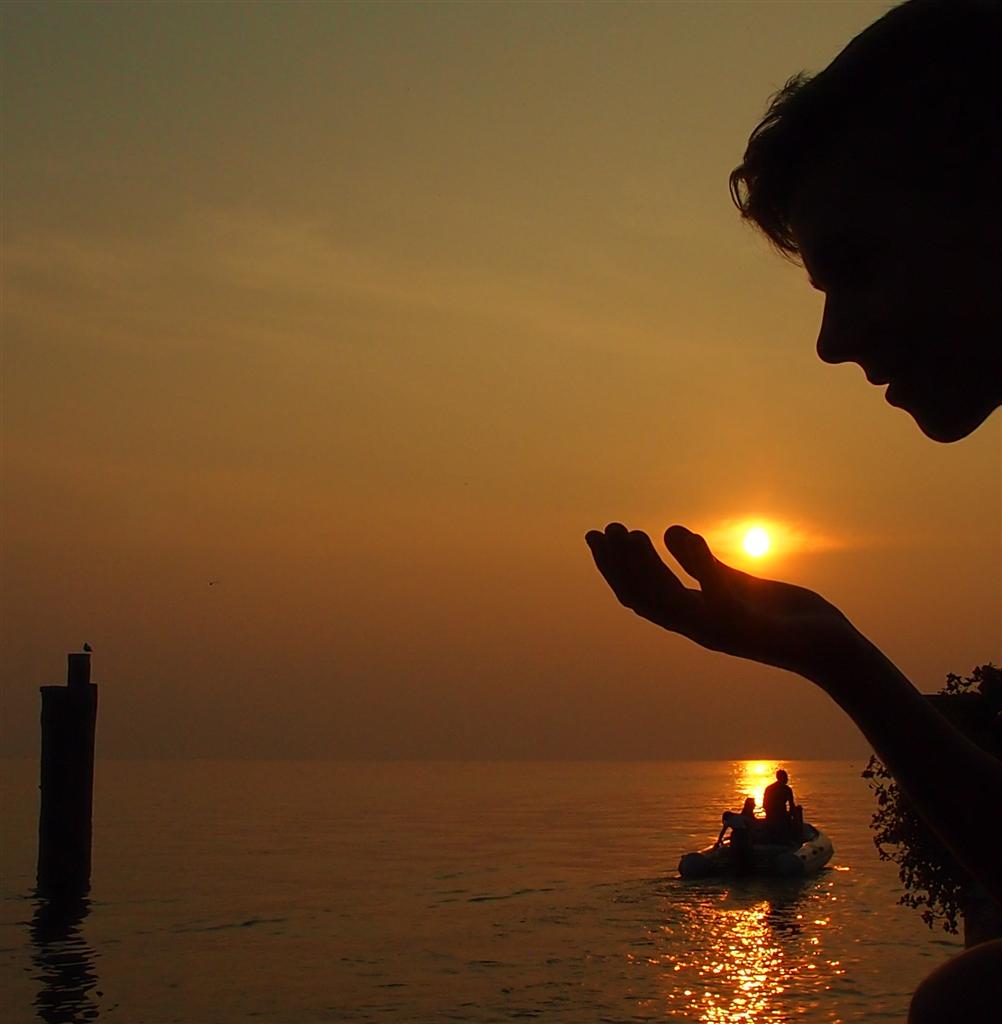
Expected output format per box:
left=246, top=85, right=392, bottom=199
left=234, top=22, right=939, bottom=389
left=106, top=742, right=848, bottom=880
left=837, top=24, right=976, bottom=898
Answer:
left=2, top=2, right=999, bottom=761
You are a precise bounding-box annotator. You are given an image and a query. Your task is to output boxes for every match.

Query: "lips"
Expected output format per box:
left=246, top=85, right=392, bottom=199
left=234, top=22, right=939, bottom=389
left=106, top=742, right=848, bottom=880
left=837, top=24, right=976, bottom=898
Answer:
left=862, top=365, right=897, bottom=386
left=886, top=366, right=928, bottom=409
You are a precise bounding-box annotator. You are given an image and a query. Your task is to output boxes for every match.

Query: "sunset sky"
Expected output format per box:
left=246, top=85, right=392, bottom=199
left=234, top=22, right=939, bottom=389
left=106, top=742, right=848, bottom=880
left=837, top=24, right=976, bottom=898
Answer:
left=3, top=1, right=999, bottom=761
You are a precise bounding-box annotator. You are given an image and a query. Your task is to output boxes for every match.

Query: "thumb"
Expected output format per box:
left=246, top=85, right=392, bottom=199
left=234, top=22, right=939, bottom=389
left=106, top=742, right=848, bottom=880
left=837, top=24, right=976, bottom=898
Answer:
left=664, top=525, right=733, bottom=600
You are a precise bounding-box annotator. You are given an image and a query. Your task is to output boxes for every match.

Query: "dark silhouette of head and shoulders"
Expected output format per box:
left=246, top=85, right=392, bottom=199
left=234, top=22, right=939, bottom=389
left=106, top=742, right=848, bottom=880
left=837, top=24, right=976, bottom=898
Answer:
left=762, top=769, right=794, bottom=823
left=762, top=769, right=800, bottom=846
left=730, top=0, right=1001, bottom=444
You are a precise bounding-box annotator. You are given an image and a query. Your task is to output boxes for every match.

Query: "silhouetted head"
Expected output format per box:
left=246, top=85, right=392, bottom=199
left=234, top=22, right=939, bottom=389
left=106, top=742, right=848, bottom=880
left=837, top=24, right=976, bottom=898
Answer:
left=742, top=797, right=756, bottom=814
left=731, top=0, right=1002, bottom=442
left=775, top=769, right=788, bottom=784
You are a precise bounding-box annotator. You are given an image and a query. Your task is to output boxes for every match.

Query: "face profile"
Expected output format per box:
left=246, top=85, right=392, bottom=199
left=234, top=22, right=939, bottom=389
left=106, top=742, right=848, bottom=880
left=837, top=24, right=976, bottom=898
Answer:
left=790, top=156, right=1002, bottom=443
left=729, top=0, right=1002, bottom=444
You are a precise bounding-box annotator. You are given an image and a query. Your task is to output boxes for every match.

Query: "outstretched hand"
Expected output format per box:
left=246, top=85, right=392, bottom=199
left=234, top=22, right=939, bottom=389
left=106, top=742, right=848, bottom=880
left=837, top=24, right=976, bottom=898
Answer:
left=585, top=523, right=861, bottom=684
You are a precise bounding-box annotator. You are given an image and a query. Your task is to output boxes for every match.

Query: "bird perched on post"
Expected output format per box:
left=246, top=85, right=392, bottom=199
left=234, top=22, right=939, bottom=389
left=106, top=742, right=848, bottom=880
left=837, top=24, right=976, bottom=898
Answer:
left=83, top=642, right=93, bottom=652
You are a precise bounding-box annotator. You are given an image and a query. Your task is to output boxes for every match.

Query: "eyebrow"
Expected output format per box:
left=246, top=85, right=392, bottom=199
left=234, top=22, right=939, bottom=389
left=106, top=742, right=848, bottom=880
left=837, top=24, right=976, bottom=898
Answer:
left=800, top=231, right=876, bottom=289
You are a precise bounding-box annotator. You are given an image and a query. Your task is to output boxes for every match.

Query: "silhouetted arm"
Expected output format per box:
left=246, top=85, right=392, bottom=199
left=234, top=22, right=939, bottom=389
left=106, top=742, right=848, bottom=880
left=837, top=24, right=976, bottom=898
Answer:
left=813, top=634, right=1002, bottom=905
left=585, top=522, right=1002, bottom=906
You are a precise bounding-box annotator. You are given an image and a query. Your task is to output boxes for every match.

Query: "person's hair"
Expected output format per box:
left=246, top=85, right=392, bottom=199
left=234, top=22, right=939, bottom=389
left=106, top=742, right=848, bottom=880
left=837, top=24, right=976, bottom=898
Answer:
left=729, top=0, right=1002, bottom=257
left=776, top=769, right=788, bottom=782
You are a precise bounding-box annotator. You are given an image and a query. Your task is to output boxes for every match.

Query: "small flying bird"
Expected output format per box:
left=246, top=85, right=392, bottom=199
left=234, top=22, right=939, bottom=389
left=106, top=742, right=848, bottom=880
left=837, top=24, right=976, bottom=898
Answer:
left=208, top=579, right=221, bottom=586
left=83, top=642, right=93, bottom=652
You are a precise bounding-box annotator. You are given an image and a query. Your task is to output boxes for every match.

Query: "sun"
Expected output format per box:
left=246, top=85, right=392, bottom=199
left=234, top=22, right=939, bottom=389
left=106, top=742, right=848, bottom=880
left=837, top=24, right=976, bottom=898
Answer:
left=705, top=516, right=796, bottom=562
left=742, top=526, right=771, bottom=558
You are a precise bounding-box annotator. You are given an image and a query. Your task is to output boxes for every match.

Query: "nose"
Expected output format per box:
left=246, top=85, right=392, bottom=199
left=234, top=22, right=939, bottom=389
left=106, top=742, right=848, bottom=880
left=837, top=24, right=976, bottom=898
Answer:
left=815, top=295, right=858, bottom=365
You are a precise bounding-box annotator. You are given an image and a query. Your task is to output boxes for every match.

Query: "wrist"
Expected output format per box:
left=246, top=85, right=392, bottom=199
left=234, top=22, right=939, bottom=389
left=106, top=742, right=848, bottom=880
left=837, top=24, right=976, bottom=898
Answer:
left=807, top=628, right=910, bottom=712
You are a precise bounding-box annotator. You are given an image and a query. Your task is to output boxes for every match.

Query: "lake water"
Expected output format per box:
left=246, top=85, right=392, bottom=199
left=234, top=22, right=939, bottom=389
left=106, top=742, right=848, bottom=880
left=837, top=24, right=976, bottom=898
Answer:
left=1, top=759, right=961, bottom=1023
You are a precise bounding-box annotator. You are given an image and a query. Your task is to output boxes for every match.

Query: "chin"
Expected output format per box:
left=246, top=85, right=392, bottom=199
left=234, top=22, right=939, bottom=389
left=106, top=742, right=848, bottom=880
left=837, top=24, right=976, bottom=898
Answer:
left=906, top=401, right=999, bottom=444
left=886, top=371, right=1001, bottom=443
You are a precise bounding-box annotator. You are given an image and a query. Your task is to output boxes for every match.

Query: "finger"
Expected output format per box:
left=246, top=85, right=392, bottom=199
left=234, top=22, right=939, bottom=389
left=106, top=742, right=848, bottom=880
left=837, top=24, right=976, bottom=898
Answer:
left=624, top=529, right=686, bottom=595
left=587, top=527, right=713, bottom=640
left=592, top=525, right=675, bottom=593
left=624, top=529, right=705, bottom=631
left=585, top=523, right=638, bottom=584
left=662, top=525, right=756, bottom=624
left=601, top=521, right=630, bottom=550
left=664, top=525, right=721, bottom=586
left=585, top=524, right=630, bottom=559
left=587, top=526, right=682, bottom=615
left=586, top=527, right=650, bottom=603
left=585, top=528, right=633, bottom=599
left=613, top=530, right=703, bottom=627
left=663, top=524, right=801, bottom=650
left=664, top=524, right=776, bottom=596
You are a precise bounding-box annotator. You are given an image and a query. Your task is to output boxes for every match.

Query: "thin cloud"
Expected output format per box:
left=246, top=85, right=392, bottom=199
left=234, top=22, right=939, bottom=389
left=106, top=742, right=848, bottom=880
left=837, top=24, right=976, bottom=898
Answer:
left=3, top=210, right=725, bottom=366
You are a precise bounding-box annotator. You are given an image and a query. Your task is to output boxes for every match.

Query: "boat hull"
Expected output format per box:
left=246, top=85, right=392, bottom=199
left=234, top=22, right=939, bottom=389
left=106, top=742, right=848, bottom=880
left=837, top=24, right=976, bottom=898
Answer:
left=678, top=828, right=834, bottom=879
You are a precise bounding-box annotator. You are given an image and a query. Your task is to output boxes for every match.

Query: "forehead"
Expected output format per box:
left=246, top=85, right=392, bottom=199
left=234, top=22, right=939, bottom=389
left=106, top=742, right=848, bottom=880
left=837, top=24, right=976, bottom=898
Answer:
left=789, top=143, right=982, bottom=275
left=789, top=155, right=894, bottom=261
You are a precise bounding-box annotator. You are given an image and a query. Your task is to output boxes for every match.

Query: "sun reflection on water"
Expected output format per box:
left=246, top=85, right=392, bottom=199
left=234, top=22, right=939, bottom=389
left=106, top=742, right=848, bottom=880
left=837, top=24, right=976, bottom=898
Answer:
left=734, top=760, right=776, bottom=810
left=669, top=900, right=787, bottom=1022
left=644, top=878, right=847, bottom=1023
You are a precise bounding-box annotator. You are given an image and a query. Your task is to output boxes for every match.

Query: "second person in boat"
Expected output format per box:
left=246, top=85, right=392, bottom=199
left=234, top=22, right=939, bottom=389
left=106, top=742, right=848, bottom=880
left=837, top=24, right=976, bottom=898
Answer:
left=763, top=769, right=801, bottom=845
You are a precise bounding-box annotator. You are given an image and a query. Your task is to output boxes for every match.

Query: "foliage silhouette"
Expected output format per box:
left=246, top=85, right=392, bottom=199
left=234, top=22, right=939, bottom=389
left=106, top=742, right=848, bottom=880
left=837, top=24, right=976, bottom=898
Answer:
left=862, top=664, right=1002, bottom=934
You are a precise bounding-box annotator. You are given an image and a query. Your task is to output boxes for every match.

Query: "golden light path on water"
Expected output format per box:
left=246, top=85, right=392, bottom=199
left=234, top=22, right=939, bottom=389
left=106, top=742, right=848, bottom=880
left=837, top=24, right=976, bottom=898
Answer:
left=735, top=759, right=776, bottom=811
left=638, top=877, right=848, bottom=1023
left=657, top=890, right=843, bottom=1023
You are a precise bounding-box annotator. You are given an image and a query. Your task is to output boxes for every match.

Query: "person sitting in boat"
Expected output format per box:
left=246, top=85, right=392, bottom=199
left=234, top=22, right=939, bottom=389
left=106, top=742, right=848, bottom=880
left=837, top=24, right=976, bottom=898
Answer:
left=740, top=796, right=757, bottom=823
left=715, top=811, right=741, bottom=847
left=715, top=804, right=756, bottom=872
left=763, top=769, right=798, bottom=844
left=715, top=798, right=758, bottom=848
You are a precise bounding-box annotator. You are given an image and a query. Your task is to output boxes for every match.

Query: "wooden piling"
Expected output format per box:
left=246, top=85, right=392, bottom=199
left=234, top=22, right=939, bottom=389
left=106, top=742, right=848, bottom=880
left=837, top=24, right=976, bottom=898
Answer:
left=37, top=653, right=99, bottom=895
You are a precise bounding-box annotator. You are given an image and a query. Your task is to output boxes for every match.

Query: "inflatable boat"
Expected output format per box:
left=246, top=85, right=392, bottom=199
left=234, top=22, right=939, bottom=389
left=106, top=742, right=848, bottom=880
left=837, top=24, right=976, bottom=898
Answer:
left=678, top=822, right=834, bottom=879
